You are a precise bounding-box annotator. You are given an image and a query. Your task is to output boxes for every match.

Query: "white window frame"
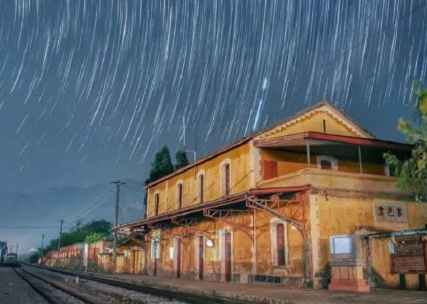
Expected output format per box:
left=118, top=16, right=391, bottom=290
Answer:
left=316, top=155, right=338, bottom=171
left=219, top=159, right=232, bottom=196
left=197, top=169, right=206, bottom=204
left=176, top=180, right=184, bottom=210
left=270, top=218, right=288, bottom=267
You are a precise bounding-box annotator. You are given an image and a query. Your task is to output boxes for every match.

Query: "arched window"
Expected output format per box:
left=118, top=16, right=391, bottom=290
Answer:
left=177, top=183, right=183, bottom=209
left=223, top=163, right=230, bottom=195
left=154, top=193, right=160, bottom=216
left=276, top=224, right=286, bottom=266
left=199, top=174, right=204, bottom=204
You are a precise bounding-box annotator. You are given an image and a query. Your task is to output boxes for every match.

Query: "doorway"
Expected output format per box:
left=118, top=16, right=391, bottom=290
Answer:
left=224, top=232, right=232, bottom=282
left=198, top=236, right=204, bottom=280
left=176, top=238, right=182, bottom=278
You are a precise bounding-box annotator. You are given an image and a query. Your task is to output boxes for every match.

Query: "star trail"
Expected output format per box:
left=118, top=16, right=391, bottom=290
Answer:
left=0, top=0, right=426, bottom=193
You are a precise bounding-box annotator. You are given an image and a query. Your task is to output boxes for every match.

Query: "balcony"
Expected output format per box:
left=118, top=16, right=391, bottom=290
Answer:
left=257, top=168, right=403, bottom=196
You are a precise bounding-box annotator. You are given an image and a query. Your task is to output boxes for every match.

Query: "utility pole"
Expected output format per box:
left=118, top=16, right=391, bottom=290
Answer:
left=41, top=234, right=45, bottom=250
left=16, top=244, right=18, bottom=256
left=111, top=180, right=126, bottom=274
left=58, top=219, right=64, bottom=257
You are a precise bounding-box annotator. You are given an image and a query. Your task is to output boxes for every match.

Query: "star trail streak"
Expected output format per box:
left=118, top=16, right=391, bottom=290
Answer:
left=0, top=0, right=426, bottom=192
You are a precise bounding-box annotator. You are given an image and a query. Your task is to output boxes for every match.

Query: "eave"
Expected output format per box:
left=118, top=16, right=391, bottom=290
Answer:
left=114, top=185, right=310, bottom=231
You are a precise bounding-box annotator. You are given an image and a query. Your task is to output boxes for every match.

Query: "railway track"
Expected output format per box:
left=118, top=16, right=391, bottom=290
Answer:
left=13, top=267, right=92, bottom=304
left=23, top=264, right=249, bottom=304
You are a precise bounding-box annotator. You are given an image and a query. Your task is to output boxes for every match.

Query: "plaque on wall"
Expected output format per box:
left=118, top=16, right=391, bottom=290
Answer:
left=374, top=202, right=407, bottom=223
left=390, top=242, right=427, bottom=274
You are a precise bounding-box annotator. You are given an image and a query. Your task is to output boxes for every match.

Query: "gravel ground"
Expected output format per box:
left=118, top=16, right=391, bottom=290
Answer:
left=25, top=266, right=190, bottom=304
left=0, top=267, right=48, bottom=304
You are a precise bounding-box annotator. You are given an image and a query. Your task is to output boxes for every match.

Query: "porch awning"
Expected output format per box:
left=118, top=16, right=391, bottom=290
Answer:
left=254, top=132, right=412, bottom=151
left=114, top=185, right=309, bottom=233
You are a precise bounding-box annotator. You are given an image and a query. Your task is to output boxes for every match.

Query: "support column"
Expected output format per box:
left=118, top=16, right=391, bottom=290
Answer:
left=358, top=146, right=363, bottom=174
left=306, top=140, right=311, bottom=167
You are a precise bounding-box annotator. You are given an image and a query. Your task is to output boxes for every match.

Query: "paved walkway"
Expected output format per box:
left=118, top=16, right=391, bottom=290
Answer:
left=79, top=271, right=427, bottom=304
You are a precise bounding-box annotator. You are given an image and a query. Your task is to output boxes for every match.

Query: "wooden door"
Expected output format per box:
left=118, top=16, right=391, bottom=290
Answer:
left=224, top=233, right=232, bottom=282
left=176, top=239, right=182, bottom=278
left=199, top=236, right=204, bottom=280
left=276, top=224, right=286, bottom=266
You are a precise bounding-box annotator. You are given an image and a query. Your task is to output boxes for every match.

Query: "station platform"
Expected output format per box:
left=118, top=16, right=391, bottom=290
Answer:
left=77, top=271, right=427, bottom=304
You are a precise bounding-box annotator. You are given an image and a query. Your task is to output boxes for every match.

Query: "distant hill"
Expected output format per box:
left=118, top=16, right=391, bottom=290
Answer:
left=0, top=179, right=145, bottom=253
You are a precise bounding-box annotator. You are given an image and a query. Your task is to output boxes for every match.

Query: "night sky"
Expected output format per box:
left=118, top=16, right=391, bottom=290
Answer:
left=1, top=1, right=427, bottom=252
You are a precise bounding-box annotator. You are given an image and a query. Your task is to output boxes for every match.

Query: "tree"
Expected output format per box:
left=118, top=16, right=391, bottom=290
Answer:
left=28, top=251, right=41, bottom=264
left=175, top=149, right=189, bottom=170
left=149, top=145, right=174, bottom=182
left=384, top=83, right=427, bottom=202
left=43, top=219, right=113, bottom=253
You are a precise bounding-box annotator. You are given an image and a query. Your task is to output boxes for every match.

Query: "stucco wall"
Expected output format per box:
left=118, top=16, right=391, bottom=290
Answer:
left=314, top=193, right=427, bottom=288
left=147, top=142, right=253, bottom=218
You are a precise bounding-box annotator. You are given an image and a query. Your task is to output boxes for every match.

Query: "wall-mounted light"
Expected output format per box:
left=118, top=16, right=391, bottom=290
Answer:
left=206, top=239, right=214, bottom=248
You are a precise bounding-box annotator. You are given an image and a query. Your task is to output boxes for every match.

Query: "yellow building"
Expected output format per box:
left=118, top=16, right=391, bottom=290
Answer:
left=116, top=101, right=427, bottom=289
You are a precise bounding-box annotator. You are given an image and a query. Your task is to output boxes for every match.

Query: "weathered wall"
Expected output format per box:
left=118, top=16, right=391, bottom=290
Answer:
left=147, top=142, right=253, bottom=217
left=145, top=198, right=307, bottom=284
left=314, top=193, right=427, bottom=289
left=259, top=149, right=386, bottom=180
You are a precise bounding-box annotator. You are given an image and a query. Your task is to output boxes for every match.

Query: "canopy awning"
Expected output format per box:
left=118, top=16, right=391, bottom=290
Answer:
left=114, top=185, right=310, bottom=232
left=254, top=132, right=412, bottom=150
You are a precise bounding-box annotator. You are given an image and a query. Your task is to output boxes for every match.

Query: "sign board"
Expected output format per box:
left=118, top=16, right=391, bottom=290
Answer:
left=390, top=242, right=426, bottom=274
left=374, top=202, right=407, bottom=223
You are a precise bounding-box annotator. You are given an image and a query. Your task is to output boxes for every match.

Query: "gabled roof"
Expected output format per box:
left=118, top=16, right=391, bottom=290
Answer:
left=145, top=100, right=375, bottom=188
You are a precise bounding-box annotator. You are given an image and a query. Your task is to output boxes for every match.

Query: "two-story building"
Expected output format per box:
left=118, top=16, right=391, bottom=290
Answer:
left=116, top=101, right=427, bottom=289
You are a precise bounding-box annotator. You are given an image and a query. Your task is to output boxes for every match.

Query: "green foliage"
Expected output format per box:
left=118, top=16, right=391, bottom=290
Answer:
left=43, top=219, right=113, bottom=253
left=384, top=84, right=427, bottom=202
left=84, top=233, right=105, bottom=244
left=149, top=145, right=174, bottom=182
left=175, top=149, right=189, bottom=170
left=28, top=251, right=41, bottom=264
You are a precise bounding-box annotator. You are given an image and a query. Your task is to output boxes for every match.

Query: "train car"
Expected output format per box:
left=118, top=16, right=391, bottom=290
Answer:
left=0, top=242, right=19, bottom=267
left=0, top=241, right=8, bottom=264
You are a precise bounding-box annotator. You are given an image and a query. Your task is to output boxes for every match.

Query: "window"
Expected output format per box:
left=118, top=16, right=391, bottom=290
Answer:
left=320, top=160, right=332, bottom=170
left=199, top=174, right=204, bottom=203
left=316, top=155, right=338, bottom=171
left=177, top=183, right=183, bottom=209
left=276, top=224, right=286, bottom=266
left=154, top=193, right=159, bottom=216
left=223, top=163, right=230, bottom=195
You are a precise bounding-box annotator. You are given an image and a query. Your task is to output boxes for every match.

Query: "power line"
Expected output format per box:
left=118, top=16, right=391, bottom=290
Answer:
left=0, top=226, right=71, bottom=229
left=122, top=184, right=145, bottom=193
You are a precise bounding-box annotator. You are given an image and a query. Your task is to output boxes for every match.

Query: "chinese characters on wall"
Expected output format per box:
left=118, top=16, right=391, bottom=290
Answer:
left=374, top=202, right=407, bottom=223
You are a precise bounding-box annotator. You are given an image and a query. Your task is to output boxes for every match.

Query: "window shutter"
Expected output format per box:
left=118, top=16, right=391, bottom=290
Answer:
left=263, top=160, right=278, bottom=180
